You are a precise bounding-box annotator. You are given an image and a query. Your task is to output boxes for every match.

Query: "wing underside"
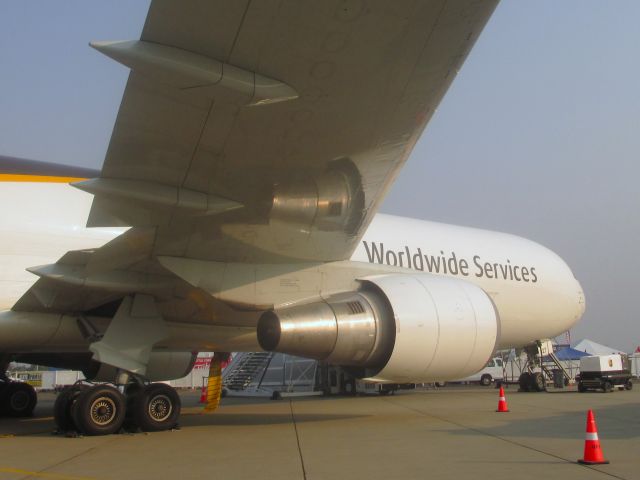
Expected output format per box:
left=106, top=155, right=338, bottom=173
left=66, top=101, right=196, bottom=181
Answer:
left=13, top=1, right=499, bottom=326
left=81, top=0, right=498, bottom=264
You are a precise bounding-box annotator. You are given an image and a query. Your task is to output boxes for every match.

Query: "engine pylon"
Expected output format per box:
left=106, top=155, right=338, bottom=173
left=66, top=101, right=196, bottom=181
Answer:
left=578, top=410, right=609, bottom=465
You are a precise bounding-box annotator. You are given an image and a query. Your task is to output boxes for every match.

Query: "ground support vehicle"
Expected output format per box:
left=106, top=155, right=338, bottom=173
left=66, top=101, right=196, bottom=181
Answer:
left=576, top=354, right=633, bottom=393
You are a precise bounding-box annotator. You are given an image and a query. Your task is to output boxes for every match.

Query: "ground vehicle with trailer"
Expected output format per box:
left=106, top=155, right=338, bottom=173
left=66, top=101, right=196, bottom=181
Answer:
left=576, top=354, right=633, bottom=392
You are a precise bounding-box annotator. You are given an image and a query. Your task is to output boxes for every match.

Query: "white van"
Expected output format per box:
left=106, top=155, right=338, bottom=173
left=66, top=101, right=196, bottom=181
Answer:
left=456, top=357, right=505, bottom=386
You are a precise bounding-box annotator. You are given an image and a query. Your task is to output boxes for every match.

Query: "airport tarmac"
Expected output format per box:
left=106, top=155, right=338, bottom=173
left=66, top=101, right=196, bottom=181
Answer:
left=0, top=384, right=637, bottom=480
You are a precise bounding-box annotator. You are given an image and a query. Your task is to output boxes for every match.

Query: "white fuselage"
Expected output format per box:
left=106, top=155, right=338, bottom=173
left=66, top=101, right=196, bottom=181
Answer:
left=0, top=182, right=585, bottom=350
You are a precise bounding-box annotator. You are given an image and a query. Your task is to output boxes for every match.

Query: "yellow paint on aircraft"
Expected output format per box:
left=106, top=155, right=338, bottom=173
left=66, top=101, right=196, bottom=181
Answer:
left=0, top=174, right=87, bottom=183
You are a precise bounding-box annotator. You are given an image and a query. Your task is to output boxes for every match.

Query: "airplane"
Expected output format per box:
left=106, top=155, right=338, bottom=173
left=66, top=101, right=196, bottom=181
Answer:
left=0, top=1, right=584, bottom=435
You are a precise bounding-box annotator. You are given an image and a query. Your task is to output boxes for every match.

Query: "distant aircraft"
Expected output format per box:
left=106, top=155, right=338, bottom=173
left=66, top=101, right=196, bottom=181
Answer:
left=0, top=0, right=584, bottom=435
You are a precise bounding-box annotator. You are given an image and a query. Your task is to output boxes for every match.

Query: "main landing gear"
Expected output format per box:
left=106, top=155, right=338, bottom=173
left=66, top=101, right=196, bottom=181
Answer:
left=0, top=376, right=37, bottom=417
left=54, top=381, right=181, bottom=436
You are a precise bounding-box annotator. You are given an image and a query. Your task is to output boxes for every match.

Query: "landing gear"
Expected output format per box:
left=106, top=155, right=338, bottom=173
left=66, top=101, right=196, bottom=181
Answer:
left=518, top=372, right=546, bottom=392
left=54, top=381, right=181, bottom=436
left=0, top=381, right=37, bottom=417
left=518, top=372, right=532, bottom=392
left=54, top=385, right=82, bottom=431
left=72, top=385, right=126, bottom=436
left=126, top=383, right=180, bottom=432
left=531, top=372, right=546, bottom=392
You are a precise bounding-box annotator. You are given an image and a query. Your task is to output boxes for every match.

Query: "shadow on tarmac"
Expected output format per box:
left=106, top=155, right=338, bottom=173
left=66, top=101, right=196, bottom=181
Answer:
left=180, top=411, right=367, bottom=427
left=0, top=392, right=367, bottom=437
left=446, top=401, right=640, bottom=440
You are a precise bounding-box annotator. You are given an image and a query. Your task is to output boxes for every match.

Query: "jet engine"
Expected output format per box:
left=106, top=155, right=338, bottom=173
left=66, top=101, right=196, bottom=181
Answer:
left=257, top=274, right=500, bottom=383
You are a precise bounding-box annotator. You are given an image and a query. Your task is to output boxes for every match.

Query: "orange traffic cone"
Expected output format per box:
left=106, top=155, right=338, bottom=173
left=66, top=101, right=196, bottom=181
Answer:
left=496, top=386, right=509, bottom=412
left=199, top=385, right=207, bottom=404
left=578, top=410, right=609, bottom=464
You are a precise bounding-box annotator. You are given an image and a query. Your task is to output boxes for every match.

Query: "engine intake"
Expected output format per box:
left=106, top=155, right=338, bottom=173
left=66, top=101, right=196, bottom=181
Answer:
left=257, top=274, right=500, bottom=383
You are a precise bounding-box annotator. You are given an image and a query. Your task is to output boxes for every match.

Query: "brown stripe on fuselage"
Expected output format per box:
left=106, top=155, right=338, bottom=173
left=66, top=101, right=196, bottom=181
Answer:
left=0, top=155, right=100, bottom=181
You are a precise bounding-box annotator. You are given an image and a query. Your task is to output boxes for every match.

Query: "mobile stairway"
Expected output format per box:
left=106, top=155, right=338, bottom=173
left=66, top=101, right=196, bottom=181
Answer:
left=222, top=352, right=319, bottom=398
left=501, top=340, right=573, bottom=391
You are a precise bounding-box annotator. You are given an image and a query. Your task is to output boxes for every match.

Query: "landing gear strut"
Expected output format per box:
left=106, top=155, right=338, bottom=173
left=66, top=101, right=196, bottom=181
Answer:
left=54, top=380, right=181, bottom=436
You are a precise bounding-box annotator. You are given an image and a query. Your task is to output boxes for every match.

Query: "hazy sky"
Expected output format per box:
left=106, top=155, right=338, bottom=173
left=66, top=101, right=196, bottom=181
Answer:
left=1, top=2, right=638, bottom=351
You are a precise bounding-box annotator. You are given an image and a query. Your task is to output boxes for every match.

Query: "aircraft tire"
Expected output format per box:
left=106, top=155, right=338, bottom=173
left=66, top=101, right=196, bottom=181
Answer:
left=518, top=373, right=531, bottom=392
left=72, top=385, right=126, bottom=436
left=1, top=382, right=37, bottom=417
left=129, top=383, right=180, bottom=432
left=54, top=386, right=82, bottom=431
left=531, top=372, right=545, bottom=392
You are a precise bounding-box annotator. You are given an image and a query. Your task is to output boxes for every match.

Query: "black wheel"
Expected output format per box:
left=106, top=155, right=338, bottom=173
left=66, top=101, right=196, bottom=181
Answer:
left=480, top=374, right=492, bottom=387
left=603, top=381, right=613, bottom=393
left=518, top=373, right=531, bottom=392
left=625, top=380, right=633, bottom=390
left=54, top=386, right=83, bottom=431
left=129, top=383, right=180, bottom=432
left=578, top=382, right=587, bottom=393
left=72, top=385, right=126, bottom=436
left=1, top=382, right=37, bottom=417
left=532, top=372, right=545, bottom=392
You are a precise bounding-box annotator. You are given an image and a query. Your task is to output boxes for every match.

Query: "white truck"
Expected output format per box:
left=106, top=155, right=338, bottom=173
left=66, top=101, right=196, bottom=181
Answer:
left=456, top=357, right=505, bottom=386
left=576, top=354, right=633, bottom=392
left=434, top=357, right=504, bottom=387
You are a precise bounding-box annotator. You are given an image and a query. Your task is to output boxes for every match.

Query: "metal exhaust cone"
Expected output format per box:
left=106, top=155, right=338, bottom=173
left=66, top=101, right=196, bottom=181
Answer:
left=578, top=409, right=609, bottom=464
left=496, top=386, right=509, bottom=412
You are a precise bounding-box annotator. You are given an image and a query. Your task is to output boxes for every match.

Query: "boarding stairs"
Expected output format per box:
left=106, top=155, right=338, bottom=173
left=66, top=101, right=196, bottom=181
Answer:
left=222, top=352, right=319, bottom=397
left=222, top=352, right=274, bottom=391
left=540, top=349, right=572, bottom=386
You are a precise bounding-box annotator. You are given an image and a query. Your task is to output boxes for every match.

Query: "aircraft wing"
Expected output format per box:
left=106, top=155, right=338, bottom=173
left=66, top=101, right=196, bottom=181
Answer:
left=76, top=0, right=498, bottom=264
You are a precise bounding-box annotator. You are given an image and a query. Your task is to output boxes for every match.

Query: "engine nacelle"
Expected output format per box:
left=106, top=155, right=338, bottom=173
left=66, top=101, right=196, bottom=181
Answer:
left=257, top=274, right=500, bottom=383
left=85, top=351, right=197, bottom=382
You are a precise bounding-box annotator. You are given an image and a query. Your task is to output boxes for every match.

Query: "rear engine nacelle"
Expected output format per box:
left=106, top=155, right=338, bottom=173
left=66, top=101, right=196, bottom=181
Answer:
left=257, top=274, right=500, bottom=383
